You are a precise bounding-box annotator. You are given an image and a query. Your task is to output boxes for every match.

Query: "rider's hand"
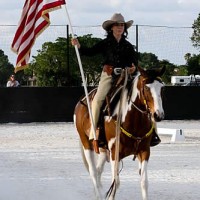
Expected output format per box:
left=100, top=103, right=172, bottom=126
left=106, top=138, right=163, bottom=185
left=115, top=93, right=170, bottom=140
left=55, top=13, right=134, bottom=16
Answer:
left=71, top=38, right=80, bottom=48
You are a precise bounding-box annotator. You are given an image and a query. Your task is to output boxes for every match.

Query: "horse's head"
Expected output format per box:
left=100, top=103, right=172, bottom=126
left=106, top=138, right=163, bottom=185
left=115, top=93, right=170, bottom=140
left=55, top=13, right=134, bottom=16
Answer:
left=130, top=66, right=165, bottom=122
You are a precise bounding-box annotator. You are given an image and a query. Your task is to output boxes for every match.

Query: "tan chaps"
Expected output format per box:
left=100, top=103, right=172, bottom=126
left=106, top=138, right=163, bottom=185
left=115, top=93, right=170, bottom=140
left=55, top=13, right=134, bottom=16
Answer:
left=89, top=67, right=113, bottom=139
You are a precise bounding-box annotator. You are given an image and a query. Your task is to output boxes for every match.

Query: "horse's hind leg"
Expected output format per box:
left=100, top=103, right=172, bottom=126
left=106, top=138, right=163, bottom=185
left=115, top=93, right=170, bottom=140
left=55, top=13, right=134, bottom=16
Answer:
left=83, top=148, right=103, bottom=200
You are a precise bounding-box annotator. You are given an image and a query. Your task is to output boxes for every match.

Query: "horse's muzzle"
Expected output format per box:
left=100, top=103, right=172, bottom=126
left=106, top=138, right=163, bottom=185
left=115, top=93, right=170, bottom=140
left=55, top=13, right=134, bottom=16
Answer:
left=153, top=112, right=165, bottom=122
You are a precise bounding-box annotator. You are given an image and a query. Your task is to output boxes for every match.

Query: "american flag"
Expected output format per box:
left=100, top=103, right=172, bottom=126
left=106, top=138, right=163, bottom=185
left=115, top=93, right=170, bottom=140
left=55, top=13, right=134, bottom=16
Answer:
left=11, top=0, right=66, bottom=72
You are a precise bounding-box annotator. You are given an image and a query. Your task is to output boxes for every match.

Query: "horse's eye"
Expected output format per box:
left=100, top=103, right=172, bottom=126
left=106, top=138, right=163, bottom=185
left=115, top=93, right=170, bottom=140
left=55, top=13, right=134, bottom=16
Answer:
left=144, top=85, right=149, bottom=91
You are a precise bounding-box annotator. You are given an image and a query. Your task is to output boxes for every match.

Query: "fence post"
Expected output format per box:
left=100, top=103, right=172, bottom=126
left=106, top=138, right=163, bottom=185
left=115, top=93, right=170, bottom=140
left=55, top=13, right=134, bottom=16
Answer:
left=66, top=24, right=70, bottom=85
left=136, top=24, right=139, bottom=53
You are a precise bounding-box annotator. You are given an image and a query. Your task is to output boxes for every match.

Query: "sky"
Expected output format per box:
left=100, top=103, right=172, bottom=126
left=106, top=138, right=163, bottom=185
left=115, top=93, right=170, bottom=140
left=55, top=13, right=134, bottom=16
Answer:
left=0, top=0, right=200, bottom=66
left=0, top=0, right=200, bottom=27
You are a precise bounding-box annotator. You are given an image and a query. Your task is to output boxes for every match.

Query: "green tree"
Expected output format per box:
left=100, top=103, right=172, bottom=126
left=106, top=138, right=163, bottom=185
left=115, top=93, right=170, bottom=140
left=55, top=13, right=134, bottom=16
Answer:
left=158, top=59, right=176, bottom=84
left=191, top=13, right=200, bottom=49
left=185, top=53, right=200, bottom=75
left=186, top=14, right=200, bottom=76
left=25, top=35, right=103, bottom=86
left=173, top=66, right=188, bottom=76
left=0, top=49, right=15, bottom=86
left=77, top=34, right=103, bottom=85
left=138, top=52, right=177, bottom=84
left=25, top=37, right=76, bottom=86
left=138, top=52, right=159, bottom=69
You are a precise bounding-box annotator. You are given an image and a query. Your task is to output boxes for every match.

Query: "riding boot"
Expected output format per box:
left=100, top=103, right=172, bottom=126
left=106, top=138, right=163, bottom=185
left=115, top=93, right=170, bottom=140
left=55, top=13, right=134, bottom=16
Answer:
left=90, top=127, right=106, bottom=153
left=89, top=126, right=100, bottom=154
left=150, top=132, right=161, bottom=147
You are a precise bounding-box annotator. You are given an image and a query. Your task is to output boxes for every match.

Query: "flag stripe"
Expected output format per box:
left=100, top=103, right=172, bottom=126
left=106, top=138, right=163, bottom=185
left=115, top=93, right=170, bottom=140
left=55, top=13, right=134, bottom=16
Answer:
left=11, top=0, right=66, bottom=72
left=12, top=0, right=40, bottom=52
left=42, top=0, right=65, bottom=14
left=11, top=1, right=29, bottom=51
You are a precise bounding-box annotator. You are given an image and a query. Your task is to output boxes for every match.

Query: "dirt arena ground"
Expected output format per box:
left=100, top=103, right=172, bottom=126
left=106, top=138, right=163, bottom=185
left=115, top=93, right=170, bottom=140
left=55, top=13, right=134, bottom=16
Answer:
left=0, top=121, right=199, bottom=200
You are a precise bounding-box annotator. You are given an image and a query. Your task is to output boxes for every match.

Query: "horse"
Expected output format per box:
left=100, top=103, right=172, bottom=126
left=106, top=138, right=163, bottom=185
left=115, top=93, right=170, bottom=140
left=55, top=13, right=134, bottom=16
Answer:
left=74, top=66, right=165, bottom=200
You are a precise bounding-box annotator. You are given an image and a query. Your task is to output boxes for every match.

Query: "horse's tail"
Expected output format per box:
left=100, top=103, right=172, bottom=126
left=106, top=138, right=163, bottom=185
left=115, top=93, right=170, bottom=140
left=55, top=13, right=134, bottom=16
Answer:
left=79, top=140, right=89, bottom=172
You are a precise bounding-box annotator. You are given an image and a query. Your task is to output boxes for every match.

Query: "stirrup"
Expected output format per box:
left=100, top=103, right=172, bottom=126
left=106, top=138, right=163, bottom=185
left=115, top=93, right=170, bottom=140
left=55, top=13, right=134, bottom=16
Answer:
left=92, top=140, right=100, bottom=154
left=150, top=135, right=161, bottom=147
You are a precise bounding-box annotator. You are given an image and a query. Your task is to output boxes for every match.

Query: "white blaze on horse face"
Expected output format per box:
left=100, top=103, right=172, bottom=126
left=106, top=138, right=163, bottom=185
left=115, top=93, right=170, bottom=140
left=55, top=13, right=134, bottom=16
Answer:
left=146, top=80, right=164, bottom=117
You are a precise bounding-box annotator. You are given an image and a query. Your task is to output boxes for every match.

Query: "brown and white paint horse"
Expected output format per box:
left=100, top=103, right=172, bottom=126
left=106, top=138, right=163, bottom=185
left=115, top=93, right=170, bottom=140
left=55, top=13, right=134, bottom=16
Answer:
left=74, top=66, right=165, bottom=200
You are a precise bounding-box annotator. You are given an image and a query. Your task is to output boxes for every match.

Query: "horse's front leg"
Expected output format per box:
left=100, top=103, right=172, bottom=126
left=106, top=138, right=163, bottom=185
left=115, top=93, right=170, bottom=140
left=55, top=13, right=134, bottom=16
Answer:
left=96, top=148, right=108, bottom=187
left=138, top=156, right=149, bottom=200
left=105, top=159, right=120, bottom=200
left=84, top=149, right=103, bottom=200
left=106, top=142, right=120, bottom=200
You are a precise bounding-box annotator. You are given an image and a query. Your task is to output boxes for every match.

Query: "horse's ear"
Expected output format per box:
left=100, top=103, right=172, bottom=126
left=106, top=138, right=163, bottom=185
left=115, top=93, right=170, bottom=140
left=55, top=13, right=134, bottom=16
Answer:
left=158, top=66, right=166, bottom=77
left=137, top=66, right=146, bottom=76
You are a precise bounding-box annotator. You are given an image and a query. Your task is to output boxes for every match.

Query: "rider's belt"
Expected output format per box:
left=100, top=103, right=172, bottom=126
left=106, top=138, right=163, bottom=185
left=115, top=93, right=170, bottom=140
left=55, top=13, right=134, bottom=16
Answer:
left=103, top=65, right=114, bottom=76
left=113, top=68, right=123, bottom=75
left=103, top=65, right=123, bottom=76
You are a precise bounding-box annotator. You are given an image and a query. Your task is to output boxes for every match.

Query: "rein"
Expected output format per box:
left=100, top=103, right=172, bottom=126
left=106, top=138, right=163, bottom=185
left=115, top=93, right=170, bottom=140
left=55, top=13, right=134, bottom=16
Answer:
left=115, top=69, right=128, bottom=173
left=106, top=68, right=128, bottom=199
left=130, top=99, right=150, bottom=115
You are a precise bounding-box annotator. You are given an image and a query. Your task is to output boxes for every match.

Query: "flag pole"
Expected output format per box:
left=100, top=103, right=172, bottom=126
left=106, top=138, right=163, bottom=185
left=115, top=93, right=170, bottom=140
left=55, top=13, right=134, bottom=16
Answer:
left=64, top=5, right=99, bottom=153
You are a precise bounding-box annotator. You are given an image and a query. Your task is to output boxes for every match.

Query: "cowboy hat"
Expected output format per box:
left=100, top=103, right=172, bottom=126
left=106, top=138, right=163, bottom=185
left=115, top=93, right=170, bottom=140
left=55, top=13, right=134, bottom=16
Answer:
left=102, top=13, right=133, bottom=31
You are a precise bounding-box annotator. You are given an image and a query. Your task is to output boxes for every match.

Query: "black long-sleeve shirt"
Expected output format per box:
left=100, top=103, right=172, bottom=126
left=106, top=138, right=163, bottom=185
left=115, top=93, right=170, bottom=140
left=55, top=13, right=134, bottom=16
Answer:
left=79, top=35, right=138, bottom=69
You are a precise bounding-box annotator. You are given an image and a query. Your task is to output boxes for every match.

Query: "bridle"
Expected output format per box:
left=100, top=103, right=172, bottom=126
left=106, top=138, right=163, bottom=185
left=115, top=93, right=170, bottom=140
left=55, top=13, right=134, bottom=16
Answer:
left=130, top=75, right=164, bottom=117
left=130, top=100, right=150, bottom=115
left=129, top=75, right=151, bottom=116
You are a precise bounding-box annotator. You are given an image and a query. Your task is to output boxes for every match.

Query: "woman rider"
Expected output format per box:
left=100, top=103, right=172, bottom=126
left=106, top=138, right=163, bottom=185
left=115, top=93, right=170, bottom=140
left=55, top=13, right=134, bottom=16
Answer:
left=72, top=13, right=160, bottom=148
